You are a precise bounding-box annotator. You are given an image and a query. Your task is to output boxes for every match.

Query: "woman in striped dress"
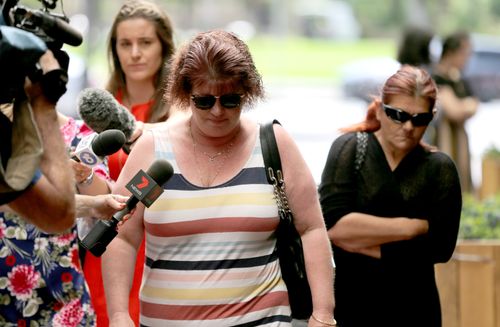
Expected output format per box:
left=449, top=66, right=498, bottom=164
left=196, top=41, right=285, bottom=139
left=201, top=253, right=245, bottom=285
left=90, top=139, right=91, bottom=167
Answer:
left=102, top=29, right=335, bottom=327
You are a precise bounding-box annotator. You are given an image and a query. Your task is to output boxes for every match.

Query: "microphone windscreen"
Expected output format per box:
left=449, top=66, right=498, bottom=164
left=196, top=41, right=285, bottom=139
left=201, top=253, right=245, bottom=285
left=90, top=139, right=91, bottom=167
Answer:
left=91, top=129, right=127, bottom=157
left=78, top=88, right=136, bottom=140
left=146, top=159, right=174, bottom=186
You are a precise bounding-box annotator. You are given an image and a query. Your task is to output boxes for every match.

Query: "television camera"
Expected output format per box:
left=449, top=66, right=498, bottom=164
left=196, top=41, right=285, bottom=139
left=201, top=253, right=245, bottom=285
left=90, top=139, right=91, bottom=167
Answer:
left=0, top=0, right=83, bottom=103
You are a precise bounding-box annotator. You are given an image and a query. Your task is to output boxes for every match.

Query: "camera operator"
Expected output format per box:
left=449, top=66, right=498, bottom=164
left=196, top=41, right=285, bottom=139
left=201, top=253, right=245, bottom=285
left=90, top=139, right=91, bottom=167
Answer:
left=0, top=49, right=76, bottom=233
left=0, top=2, right=143, bottom=323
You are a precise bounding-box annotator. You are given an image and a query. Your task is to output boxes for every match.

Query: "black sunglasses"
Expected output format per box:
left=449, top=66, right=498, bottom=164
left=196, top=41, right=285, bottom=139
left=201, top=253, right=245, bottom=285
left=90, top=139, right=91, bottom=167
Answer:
left=191, top=94, right=244, bottom=110
left=383, top=104, right=433, bottom=127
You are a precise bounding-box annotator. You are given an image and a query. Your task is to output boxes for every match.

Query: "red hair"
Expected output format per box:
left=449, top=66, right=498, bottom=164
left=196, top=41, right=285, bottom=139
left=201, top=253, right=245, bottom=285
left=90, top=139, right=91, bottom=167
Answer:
left=340, top=65, right=437, bottom=134
left=165, top=29, right=264, bottom=110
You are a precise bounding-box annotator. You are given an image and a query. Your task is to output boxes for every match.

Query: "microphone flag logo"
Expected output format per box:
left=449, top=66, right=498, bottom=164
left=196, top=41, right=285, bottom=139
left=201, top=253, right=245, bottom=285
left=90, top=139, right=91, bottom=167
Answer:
left=79, top=150, right=99, bottom=166
left=136, top=176, right=149, bottom=189
left=126, top=170, right=163, bottom=207
left=75, top=134, right=100, bottom=166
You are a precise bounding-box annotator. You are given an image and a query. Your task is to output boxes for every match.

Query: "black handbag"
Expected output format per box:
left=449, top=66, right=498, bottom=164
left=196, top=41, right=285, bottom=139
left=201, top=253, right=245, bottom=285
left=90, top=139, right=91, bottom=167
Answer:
left=260, top=120, right=313, bottom=320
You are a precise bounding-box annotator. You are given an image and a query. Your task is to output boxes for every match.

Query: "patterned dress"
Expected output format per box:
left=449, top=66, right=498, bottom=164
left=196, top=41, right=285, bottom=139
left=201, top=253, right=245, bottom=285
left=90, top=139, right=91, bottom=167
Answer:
left=139, top=126, right=292, bottom=326
left=0, top=118, right=104, bottom=327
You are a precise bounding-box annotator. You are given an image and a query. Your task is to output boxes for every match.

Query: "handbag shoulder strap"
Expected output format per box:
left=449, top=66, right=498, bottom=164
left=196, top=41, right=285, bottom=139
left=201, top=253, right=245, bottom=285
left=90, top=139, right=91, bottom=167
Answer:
left=354, top=131, right=368, bottom=172
left=260, top=119, right=282, bottom=185
left=260, top=119, right=294, bottom=219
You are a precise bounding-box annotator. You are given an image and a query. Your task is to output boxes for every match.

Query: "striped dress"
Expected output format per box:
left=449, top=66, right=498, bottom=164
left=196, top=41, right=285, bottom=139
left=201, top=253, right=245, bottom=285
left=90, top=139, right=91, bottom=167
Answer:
left=139, top=126, right=292, bottom=326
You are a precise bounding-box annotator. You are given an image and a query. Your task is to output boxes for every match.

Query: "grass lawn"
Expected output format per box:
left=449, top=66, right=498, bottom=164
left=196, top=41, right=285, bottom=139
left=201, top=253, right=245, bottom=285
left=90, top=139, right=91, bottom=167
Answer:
left=247, top=37, right=396, bottom=84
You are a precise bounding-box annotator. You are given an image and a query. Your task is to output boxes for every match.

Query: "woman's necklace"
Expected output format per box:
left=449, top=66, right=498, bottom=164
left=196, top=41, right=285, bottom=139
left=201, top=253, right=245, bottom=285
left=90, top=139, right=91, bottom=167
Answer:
left=189, top=119, right=239, bottom=187
left=201, top=149, right=225, bottom=162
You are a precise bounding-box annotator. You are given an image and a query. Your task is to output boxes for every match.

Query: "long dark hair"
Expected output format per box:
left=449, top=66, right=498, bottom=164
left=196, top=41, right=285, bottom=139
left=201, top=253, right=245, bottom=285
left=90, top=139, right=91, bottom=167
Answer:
left=397, top=26, right=434, bottom=66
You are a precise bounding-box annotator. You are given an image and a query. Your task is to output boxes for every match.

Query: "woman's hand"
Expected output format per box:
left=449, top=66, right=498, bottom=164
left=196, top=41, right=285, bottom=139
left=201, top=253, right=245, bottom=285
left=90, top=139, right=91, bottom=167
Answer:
left=90, top=193, right=135, bottom=227
left=70, top=156, right=94, bottom=184
left=75, top=194, right=134, bottom=221
left=89, top=194, right=128, bottom=219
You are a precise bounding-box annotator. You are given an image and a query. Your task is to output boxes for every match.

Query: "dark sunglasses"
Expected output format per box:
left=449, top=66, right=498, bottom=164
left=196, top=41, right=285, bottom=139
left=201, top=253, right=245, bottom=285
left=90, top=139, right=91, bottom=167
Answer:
left=191, top=94, right=244, bottom=110
left=383, top=104, right=433, bottom=127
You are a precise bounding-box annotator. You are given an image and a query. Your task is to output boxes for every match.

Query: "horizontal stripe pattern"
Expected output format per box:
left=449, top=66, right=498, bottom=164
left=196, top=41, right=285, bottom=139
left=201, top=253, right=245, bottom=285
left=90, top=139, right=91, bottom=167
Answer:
left=139, top=126, right=291, bottom=326
left=146, top=250, right=278, bottom=271
left=140, top=292, right=290, bottom=321
left=148, top=190, right=275, bottom=212
left=165, top=166, right=269, bottom=190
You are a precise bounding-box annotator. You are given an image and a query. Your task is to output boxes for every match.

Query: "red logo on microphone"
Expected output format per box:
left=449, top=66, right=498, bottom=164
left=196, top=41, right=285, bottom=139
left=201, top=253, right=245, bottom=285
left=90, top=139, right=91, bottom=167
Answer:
left=126, top=169, right=165, bottom=208
left=136, top=176, right=149, bottom=189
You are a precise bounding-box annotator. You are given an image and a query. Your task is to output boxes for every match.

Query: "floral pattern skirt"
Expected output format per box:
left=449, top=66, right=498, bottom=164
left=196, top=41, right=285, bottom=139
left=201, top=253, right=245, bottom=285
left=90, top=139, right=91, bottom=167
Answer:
left=0, top=212, right=95, bottom=327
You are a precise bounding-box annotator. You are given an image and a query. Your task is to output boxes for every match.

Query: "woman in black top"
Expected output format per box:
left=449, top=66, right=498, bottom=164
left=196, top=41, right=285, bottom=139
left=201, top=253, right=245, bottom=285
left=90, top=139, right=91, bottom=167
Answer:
left=319, top=65, right=462, bottom=327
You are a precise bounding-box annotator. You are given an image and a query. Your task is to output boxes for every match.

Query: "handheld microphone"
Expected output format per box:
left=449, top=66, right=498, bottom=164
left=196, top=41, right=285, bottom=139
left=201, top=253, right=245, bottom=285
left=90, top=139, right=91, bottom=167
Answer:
left=78, top=88, right=136, bottom=141
left=79, top=159, right=174, bottom=257
left=73, top=129, right=126, bottom=166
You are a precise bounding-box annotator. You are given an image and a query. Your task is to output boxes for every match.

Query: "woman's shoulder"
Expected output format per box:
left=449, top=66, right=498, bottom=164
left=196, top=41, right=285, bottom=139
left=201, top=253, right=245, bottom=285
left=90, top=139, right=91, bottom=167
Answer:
left=426, top=149, right=455, bottom=164
left=241, top=117, right=259, bottom=130
left=330, top=132, right=358, bottom=154
left=337, top=131, right=358, bottom=143
left=417, top=150, right=461, bottom=190
left=146, top=116, right=180, bottom=135
left=424, top=150, right=460, bottom=174
left=147, top=115, right=189, bottom=146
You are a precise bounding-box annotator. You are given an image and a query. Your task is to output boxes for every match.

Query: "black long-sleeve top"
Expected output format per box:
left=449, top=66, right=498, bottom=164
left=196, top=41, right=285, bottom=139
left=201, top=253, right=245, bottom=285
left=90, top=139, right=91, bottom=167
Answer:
left=319, top=132, right=462, bottom=327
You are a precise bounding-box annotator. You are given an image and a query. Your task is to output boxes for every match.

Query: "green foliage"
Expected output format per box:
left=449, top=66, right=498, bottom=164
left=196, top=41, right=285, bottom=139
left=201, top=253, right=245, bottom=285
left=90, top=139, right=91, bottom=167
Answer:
left=459, top=194, right=500, bottom=239
left=345, top=0, right=500, bottom=36
left=247, top=37, right=396, bottom=82
left=483, top=146, right=500, bottom=158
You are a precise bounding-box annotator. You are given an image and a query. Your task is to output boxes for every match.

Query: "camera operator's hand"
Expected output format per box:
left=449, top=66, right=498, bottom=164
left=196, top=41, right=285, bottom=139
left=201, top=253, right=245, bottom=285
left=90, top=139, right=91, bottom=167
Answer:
left=39, top=49, right=61, bottom=73
left=24, top=50, right=67, bottom=105
left=6, top=49, right=75, bottom=233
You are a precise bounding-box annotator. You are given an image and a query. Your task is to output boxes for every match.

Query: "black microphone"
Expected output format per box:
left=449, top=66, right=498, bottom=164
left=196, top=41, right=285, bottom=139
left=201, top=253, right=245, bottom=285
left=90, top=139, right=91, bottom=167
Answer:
left=73, top=129, right=126, bottom=166
left=79, top=159, right=174, bottom=257
left=77, top=88, right=136, bottom=141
